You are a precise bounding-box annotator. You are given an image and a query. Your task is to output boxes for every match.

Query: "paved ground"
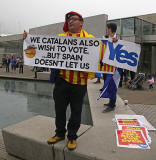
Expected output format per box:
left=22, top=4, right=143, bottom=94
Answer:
left=0, top=131, right=20, bottom=160
left=117, top=82, right=156, bottom=129
left=118, top=83, right=156, bottom=105
left=93, top=78, right=156, bottom=130
left=0, top=69, right=156, bottom=159
left=0, top=65, right=35, bottom=80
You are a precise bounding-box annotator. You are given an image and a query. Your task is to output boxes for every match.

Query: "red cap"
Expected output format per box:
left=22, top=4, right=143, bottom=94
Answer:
left=63, top=11, right=83, bottom=32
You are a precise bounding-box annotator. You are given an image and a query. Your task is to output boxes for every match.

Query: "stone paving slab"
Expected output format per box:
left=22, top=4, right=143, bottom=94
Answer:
left=2, top=116, right=54, bottom=160
left=2, top=115, right=91, bottom=160
left=1, top=72, right=156, bottom=160
left=0, top=131, right=21, bottom=160
left=66, top=126, right=156, bottom=160
left=37, top=72, right=50, bottom=80
left=118, top=84, right=156, bottom=105
left=0, top=65, right=35, bottom=80
left=129, top=104, right=156, bottom=130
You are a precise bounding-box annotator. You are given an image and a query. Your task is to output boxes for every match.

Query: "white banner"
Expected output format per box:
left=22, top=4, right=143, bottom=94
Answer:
left=103, top=39, right=141, bottom=72
left=23, top=34, right=140, bottom=73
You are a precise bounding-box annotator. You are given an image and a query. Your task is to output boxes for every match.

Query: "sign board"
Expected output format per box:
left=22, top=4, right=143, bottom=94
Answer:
left=23, top=35, right=140, bottom=72
left=116, top=130, right=150, bottom=149
left=103, top=39, right=141, bottom=72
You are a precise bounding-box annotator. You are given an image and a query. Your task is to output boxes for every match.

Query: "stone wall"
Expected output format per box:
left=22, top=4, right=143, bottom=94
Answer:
left=30, top=14, right=108, bottom=38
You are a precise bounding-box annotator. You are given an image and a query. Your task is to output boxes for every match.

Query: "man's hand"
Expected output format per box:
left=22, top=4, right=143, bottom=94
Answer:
left=112, top=37, right=118, bottom=43
left=23, top=30, right=28, bottom=40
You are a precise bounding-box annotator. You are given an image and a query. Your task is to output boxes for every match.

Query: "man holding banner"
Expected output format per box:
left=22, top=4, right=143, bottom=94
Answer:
left=23, top=12, right=141, bottom=150
left=23, top=11, right=93, bottom=150
left=101, top=23, right=122, bottom=112
left=98, top=22, right=140, bottom=112
left=23, top=18, right=117, bottom=150
left=47, top=11, right=94, bottom=150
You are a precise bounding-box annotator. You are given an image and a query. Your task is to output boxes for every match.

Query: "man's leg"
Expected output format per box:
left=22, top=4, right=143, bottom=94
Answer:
left=19, top=65, right=21, bottom=73
left=103, top=98, right=116, bottom=112
left=22, top=66, right=23, bottom=74
left=47, top=78, right=69, bottom=144
left=53, top=78, right=70, bottom=137
left=67, top=84, right=87, bottom=140
left=119, top=72, right=123, bottom=87
left=67, top=84, right=87, bottom=149
left=109, top=98, right=116, bottom=108
left=149, top=84, right=153, bottom=89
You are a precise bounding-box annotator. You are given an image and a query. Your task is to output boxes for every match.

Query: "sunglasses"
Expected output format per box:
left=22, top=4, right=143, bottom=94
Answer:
left=67, top=17, right=82, bottom=22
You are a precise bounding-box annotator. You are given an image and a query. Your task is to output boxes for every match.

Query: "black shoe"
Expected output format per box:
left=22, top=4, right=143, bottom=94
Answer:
left=99, top=88, right=103, bottom=91
left=104, top=103, right=110, bottom=107
left=102, top=107, right=115, bottom=113
left=94, top=81, right=101, bottom=84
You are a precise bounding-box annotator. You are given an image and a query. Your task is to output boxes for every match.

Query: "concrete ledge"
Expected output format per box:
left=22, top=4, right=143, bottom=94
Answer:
left=61, top=80, right=156, bottom=160
left=2, top=116, right=54, bottom=160
left=0, top=130, right=20, bottom=160
left=37, top=72, right=50, bottom=80
left=2, top=79, right=156, bottom=160
left=0, top=131, right=20, bottom=160
left=2, top=116, right=91, bottom=160
left=86, top=80, right=156, bottom=160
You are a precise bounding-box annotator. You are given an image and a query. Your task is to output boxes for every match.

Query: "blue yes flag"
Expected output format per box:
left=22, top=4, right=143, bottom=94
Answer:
left=97, top=68, right=123, bottom=100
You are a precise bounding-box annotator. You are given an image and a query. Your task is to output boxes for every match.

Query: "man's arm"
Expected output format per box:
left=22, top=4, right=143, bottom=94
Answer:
left=23, top=30, right=28, bottom=40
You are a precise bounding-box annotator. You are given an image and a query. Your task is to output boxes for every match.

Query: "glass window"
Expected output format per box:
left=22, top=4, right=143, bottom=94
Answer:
left=122, top=18, right=134, bottom=35
left=152, top=24, right=156, bottom=35
left=143, top=21, right=152, bottom=35
left=140, top=45, right=152, bottom=73
left=135, top=18, right=142, bottom=36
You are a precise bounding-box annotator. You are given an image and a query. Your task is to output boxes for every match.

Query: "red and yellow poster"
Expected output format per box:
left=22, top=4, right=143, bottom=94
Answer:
left=117, top=118, right=141, bottom=126
left=120, top=126, right=151, bottom=143
left=116, top=130, right=150, bottom=149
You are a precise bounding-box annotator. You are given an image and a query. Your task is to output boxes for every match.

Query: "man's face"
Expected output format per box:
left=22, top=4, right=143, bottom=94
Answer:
left=106, top=27, right=112, bottom=36
left=67, top=15, right=83, bottom=33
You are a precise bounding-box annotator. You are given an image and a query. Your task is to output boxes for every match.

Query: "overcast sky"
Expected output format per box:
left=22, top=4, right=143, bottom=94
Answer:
left=0, top=0, right=156, bottom=35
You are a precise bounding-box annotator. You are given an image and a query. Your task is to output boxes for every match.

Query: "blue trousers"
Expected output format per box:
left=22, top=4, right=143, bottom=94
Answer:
left=109, top=98, right=116, bottom=108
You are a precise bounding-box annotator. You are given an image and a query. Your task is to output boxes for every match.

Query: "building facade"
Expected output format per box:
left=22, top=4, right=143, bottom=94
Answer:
left=0, top=14, right=108, bottom=65
left=108, top=13, right=156, bottom=75
left=0, top=13, right=156, bottom=75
